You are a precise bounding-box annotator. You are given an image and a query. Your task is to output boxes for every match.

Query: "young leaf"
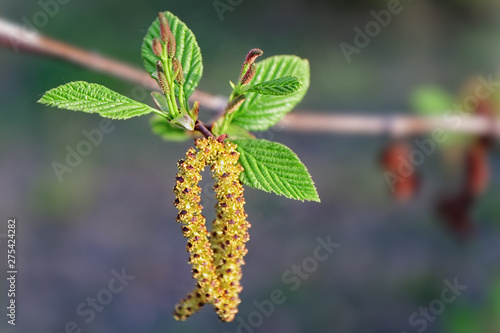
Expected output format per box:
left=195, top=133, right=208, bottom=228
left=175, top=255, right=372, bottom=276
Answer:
left=38, top=81, right=160, bottom=119
left=142, top=11, right=203, bottom=98
left=151, top=91, right=169, bottom=112
left=223, top=124, right=255, bottom=139
left=233, top=139, right=320, bottom=202
left=151, top=115, right=190, bottom=142
left=170, top=111, right=195, bottom=131
left=232, top=56, right=310, bottom=131
left=246, top=75, right=302, bottom=96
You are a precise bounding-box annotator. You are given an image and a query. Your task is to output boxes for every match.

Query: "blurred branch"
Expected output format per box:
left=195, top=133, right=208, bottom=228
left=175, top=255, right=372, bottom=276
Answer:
left=1, top=18, right=499, bottom=138
left=281, top=113, right=500, bottom=137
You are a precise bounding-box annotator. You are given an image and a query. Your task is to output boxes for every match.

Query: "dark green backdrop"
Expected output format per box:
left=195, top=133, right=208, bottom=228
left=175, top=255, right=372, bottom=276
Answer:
left=1, top=1, right=499, bottom=332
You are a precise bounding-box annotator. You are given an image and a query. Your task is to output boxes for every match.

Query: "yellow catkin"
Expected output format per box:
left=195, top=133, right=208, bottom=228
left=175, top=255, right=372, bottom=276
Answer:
left=172, top=138, right=250, bottom=322
left=173, top=143, right=221, bottom=320
left=210, top=142, right=250, bottom=322
left=173, top=289, right=206, bottom=320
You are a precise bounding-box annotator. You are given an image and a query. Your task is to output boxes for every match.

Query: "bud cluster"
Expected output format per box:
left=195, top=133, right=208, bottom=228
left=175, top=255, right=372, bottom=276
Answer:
left=151, top=12, right=188, bottom=122
left=218, top=48, right=263, bottom=135
left=173, top=138, right=250, bottom=322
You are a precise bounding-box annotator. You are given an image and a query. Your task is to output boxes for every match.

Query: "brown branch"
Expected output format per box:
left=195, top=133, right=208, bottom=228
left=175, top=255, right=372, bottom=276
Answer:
left=1, top=18, right=500, bottom=138
left=194, top=120, right=215, bottom=139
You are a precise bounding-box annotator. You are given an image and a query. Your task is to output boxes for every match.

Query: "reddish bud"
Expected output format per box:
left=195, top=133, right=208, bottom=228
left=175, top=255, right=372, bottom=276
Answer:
left=172, top=57, right=185, bottom=85
left=380, top=142, right=419, bottom=202
left=167, top=33, right=176, bottom=59
left=225, top=95, right=246, bottom=115
left=240, top=63, right=256, bottom=85
left=158, top=12, right=171, bottom=43
left=240, top=48, right=263, bottom=78
left=152, top=38, right=163, bottom=57
left=156, top=61, right=170, bottom=94
left=244, top=48, right=263, bottom=66
left=465, top=142, right=489, bottom=196
left=217, top=134, right=228, bottom=143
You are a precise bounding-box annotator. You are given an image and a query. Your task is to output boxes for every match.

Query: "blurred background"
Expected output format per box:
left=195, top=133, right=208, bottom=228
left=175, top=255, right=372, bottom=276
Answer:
left=1, top=0, right=500, bottom=332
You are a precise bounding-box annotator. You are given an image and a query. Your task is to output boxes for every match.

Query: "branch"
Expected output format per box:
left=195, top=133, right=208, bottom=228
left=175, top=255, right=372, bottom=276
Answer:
left=1, top=18, right=499, bottom=138
left=281, top=113, right=500, bottom=137
left=194, top=120, right=215, bottom=139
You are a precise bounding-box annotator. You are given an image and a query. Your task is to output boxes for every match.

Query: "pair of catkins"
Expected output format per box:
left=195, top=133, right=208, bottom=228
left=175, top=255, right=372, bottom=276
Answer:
left=173, top=136, right=250, bottom=322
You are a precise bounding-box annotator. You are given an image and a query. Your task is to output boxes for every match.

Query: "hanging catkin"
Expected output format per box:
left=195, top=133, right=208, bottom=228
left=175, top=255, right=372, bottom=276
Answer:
left=173, top=143, right=221, bottom=319
left=209, top=140, right=250, bottom=322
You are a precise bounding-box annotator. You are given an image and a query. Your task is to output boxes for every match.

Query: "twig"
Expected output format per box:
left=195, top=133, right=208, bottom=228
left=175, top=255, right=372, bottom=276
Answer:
left=1, top=18, right=499, bottom=138
left=194, top=120, right=215, bottom=139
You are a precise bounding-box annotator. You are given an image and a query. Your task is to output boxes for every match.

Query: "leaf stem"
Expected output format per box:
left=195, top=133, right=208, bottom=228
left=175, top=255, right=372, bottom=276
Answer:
left=178, top=84, right=187, bottom=112
left=151, top=108, right=170, bottom=118
left=163, top=58, right=180, bottom=116
left=218, top=83, right=242, bottom=134
left=164, top=89, right=177, bottom=118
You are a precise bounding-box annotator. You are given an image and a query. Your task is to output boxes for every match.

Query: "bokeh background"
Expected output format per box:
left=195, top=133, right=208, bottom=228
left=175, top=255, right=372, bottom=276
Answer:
left=1, top=0, right=500, bottom=332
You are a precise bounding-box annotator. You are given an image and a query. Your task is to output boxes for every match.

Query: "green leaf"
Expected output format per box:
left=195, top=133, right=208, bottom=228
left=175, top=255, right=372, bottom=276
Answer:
left=232, top=55, right=310, bottom=131
left=151, top=91, right=169, bottom=112
left=38, top=81, right=160, bottom=119
left=141, top=11, right=203, bottom=98
left=246, top=75, right=303, bottom=96
left=411, top=85, right=454, bottom=116
left=170, top=111, right=195, bottom=131
left=211, top=120, right=254, bottom=139
left=233, top=139, right=319, bottom=202
left=150, top=115, right=190, bottom=142
left=224, top=124, right=255, bottom=139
